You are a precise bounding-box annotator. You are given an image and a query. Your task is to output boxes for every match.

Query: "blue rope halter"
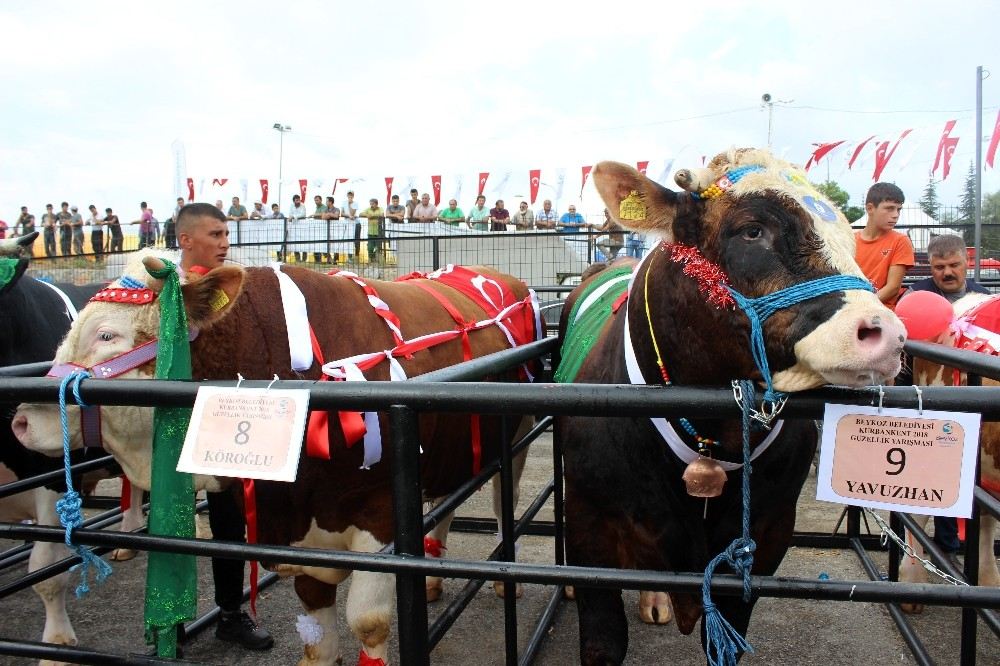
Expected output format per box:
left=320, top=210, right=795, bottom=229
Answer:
left=57, top=370, right=113, bottom=597
left=701, top=273, right=875, bottom=666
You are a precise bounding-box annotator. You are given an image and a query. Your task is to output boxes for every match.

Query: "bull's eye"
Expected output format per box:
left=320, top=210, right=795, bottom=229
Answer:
left=98, top=331, right=115, bottom=342
left=741, top=225, right=764, bottom=241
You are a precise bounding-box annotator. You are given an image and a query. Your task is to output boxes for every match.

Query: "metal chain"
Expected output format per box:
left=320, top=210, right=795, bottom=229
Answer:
left=864, top=509, right=968, bottom=587
left=731, top=380, right=787, bottom=429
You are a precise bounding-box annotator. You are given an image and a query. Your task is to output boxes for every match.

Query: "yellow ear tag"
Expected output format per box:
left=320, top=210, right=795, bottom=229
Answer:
left=209, top=289, right=230, bottom=312
left=619, top=190, right=646, bottom=221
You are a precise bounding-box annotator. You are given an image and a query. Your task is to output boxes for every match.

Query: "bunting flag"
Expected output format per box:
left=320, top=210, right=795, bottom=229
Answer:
left=804, top=141, right=846, bottom=171
left=655, top=159, right=676, bottom=185
left=239, top=179, right=248, bottom=204
left=331, top=178, right=349, bottom=197
left=298, top=179, right=308, bottom=201
left=452, top=174, right=464, bottom=205
left=385, top=177, right=394, bottom=205
left=848, top=135, right=876, bottom=170
left=987, top=109, right=1000, bottom=169
left=933, top=121, right=959, bottom=180
left=186, top=178, right=195, bottom=202
left=872, top=129, right=912, bottom=181
left=478, top=172, right=489, bottom=196
left=636, top=161, right=649, bottom=175
left=553, top=168, right=566, bottom=201
left=212, top=178, right=228, bottom=187
left=581, top=165, right=592, bottom=197
left=431, top=175, right=442, bottom=206
left=259, top=179, right=269, bottom=204
left=529, top=169, right=541, bottom=204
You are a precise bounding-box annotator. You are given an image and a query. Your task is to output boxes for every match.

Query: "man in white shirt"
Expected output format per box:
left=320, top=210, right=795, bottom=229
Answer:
left=536, top=199, right=558, bottom=230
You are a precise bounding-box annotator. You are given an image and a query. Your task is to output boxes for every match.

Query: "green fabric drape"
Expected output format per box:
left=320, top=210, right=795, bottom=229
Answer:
left=143, top=259, right=197, bottom=657
left=554, top=265, right=634, bottom=384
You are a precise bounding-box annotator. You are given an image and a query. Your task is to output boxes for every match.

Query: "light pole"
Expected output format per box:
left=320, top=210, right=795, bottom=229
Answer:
left=760, top=94, right=793, bottom=148
left=273, top=123, right=291, bottom=211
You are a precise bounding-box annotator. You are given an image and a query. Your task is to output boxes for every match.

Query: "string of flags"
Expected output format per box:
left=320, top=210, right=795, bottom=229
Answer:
left=189, top=110, right=1000, bottom=206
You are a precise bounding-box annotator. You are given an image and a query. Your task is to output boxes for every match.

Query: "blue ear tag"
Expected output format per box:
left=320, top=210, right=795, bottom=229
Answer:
left=802, top=195, right=838, bottom=222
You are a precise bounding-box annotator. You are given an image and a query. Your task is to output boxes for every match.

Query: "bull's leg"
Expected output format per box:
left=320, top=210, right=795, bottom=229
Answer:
left=422, top=499, right=453, bottom=603
left=979, top=512, right=1000, bottom=587
left=31, top=489, right=76, bottom=666
left=111, top=483, right=146, bottom=562
left=899, top=513, right=931, bottom=614
left=637, top=590, right=673, bottom=625
left=491, top=419, right=530, bottom=599
left=294, top=575, right=341, bottom=666
left=345, top=530, right=395, bottom=666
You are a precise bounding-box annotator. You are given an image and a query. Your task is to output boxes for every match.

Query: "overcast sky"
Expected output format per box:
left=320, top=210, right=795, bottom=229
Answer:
left=2, top=0, right=998, bottom=222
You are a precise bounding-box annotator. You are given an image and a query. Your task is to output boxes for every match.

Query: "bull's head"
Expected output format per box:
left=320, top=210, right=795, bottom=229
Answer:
left=594, top=147, right=905, bottom=390
left=11, top=249, right=244, bottom=491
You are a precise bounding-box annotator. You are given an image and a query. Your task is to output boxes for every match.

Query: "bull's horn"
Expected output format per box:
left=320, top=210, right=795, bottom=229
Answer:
left=0, top=232, right=38, bottom=256
left=142, top=256, right=167, bottom=273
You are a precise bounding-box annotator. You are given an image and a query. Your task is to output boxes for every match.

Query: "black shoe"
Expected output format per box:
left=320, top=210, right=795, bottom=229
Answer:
left=215, top=611, right=274, bottom=650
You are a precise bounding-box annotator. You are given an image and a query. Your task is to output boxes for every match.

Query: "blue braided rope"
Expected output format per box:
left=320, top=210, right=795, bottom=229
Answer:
left=701, top=378, right=759, bottom=666
left=726, top=275, right=874, bottom=403
left=57, top=370, right=113, bottom=597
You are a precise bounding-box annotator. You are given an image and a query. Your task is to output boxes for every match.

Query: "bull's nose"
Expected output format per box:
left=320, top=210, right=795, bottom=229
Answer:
left=857, top=321, right=883, bottom=346
left=11, top=413, right=28, bottom=444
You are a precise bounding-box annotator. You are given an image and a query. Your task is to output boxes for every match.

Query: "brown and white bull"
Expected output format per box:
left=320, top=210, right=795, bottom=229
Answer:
left=900, top=292, right=1000, bottom=608
left=556, top=148, right=906, bottom=664
left=12, top=254, right=541, bottom=666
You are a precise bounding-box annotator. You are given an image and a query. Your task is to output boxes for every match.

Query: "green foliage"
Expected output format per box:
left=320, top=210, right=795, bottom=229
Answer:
left=813, top=180, right=863, bottom=222
left=918, top=177, right=940, bottom=220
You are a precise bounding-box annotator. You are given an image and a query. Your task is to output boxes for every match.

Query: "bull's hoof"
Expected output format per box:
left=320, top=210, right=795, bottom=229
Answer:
left=564, top=585, right=575, bottom=600
left=900, top=602, right=925, bottom=614
left=110, top=548, right=137, bottom=562
left=296, top=648, right=343, bottom=665
left=426, top=580, right=443, bottom=602
left=493, top=580, right=522, bottom=599
left=638, top=591, right=673, bottom=625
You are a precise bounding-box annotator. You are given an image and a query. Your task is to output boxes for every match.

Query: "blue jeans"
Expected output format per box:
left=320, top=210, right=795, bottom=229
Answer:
left=626, top=235, right=644, bottom=258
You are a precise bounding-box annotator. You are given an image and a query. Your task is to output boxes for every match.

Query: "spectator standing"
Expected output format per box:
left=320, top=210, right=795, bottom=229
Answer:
left=854, top=182, right=914, bottom=309
left=268, top=204, right=284, bottom=219
left=166, top=197, right=185, bottom=248
left=15, top=207, right=35, bottom=256
left=625, top=230, right=645, bottom=258
left=319, top=196, right=340, bottom=220
left=360, top=198, right=386, bottom=263
left=288, top=195, right=309, bottom=262
left=412, top=193, right=437, bottom=223
left=511, top=202, right=535, bottom=231
left=594, top=208, right=625, bottom=260
left=215, top=200, right=224, bottom=211
left=558, top=205, right=586, bottom=232
left=104, top=208, right=123, bottom=253
left=41, top=204, right=57, bottom=257
left=57, top=202, right=73, bottom=255
left=340, top=191, right=361, bottom=259
left=87, top=205, right=104, bottom=260
left=311, top=195, right=326, bottom=218
left=0, top=219, right=6, bottom=239
left=437, top=199, right=465, bottom=226
left=405, top=188, right=420, bottom=222
left=536, top=200, right=557, bottom=230
left=132, top=202, right=156, bottom=250
left=70, top=204, right=86, bottom=255
left=467, top=195, right=490, bottom=231
left=226, top=196, right=248, bottom=221
left=249, top=202, right=266, bottom=220
left=489, top=200, right=510, bottom=231
left=386, top=195, right=406, bottom=224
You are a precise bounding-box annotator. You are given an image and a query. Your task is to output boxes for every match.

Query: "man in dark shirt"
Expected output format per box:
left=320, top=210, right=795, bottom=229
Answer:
left=907, top=234, right=989, bottom=302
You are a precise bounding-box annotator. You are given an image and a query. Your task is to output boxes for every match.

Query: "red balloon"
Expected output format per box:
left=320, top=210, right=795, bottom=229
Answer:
left=896, top=290, right=954, bottom=340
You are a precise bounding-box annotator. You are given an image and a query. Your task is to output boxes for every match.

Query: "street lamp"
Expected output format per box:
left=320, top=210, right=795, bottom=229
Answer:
left=760, top=94, right=793, bottom=148
left=273, top=123, right=292, bottom=211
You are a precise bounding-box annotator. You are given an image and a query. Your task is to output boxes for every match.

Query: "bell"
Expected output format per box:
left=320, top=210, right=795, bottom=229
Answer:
left=682, top=456, right=727, bottom=498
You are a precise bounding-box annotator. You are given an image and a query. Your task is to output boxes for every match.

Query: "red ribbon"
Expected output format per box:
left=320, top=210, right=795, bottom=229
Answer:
left=120, top=475, right=132, bottom=511
left=304, top=326, right=366, bottom=459
left=242, top=478, right=259, bottom=619
left=423, top=536, right=447, bottom=558
left=358, top=648, right=386, bottom=666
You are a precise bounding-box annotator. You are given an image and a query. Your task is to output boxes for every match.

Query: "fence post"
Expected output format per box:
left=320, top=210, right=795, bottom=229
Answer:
left=498, top=417, right=519, bottom=666
left=235, top=219, right=242, bottom=246
left=389, top=405, right=429, bottom=666
left=281, top=218, right=289, bottom=262
left=326, top=219, right=332, bottom=262
left=432, top=236, right=440, bottom=270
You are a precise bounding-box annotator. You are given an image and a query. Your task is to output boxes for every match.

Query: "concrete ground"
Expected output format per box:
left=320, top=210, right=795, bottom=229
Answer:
left=0, top=431, right=996, bottom=665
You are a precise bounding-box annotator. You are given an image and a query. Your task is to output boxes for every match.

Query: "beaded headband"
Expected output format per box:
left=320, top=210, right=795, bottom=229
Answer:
left=690, top=165, right=767, bottom=200
left=89, top=275, right=157, bottom=304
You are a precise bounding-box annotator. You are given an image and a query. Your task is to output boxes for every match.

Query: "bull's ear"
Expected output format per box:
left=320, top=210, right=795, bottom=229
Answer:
left=592, top=161, right=688, bottom=237
left=181, top=266, right=244, bottom=329
left=0, top=258, right=28, bottom=297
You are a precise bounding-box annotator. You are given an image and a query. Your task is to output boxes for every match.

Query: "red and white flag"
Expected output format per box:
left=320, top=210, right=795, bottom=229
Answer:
left=212, top=178, right=228, bottom=187
left=933, top=121, right=960, bottom=180
left=872, top=129, right=912, bottom=181
left=331, top=178, right=349, bottom=197
left=478, top=172, right=489, bottom=196
left=431, top=175, right=442, bottom=206
left=804, top=141, right=846, bottom=171
left=298, top=179, right=308, bottom=201
left=529, top=169, right=541, bottom=205
left=848, top=135, right=877, bottom=170
left=581, top=165, right=593, bottom=197
left=186, top=178, right=195, bottom=201
left=385, top=177, right=394, bottom=205
left=987, top=109, right=1000, bottom=169
left=636, top=161, right=649, bottom=175
left=259, top=179, right=269, bottom=204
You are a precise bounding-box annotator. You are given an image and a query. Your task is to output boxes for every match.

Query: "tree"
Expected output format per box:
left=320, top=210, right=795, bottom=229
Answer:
left=814, top=180, right=864, bottom=223
left=958, top=162, right=979, bottom=249
left=918, top=176, right=940, bottom=220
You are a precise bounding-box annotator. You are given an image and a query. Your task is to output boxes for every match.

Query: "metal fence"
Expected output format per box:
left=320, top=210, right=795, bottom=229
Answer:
left=0, top=336, right=999, bottom=664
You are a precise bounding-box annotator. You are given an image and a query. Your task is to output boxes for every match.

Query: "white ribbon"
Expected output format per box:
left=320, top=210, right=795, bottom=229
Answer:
left=271, top=263, right=313, bottom=371
left=38, top=281, right=78, bottom=322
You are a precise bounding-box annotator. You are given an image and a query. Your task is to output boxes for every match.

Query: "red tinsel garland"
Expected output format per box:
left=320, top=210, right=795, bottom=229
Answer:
left=661, top=243, right=735, bottom=309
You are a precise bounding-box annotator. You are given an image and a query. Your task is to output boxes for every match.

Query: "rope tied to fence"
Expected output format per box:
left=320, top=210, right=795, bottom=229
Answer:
left=56, top=369, right=113, bottom=597
left=700, top=378, right=758, bottom=666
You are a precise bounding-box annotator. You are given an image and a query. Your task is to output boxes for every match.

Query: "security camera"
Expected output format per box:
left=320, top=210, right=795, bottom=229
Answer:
left=761, top=93, right=772, bottom=103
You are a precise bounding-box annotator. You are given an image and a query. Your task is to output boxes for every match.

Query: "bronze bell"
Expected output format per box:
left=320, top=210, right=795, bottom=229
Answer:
left=682, top=456, right=727, bottom=498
